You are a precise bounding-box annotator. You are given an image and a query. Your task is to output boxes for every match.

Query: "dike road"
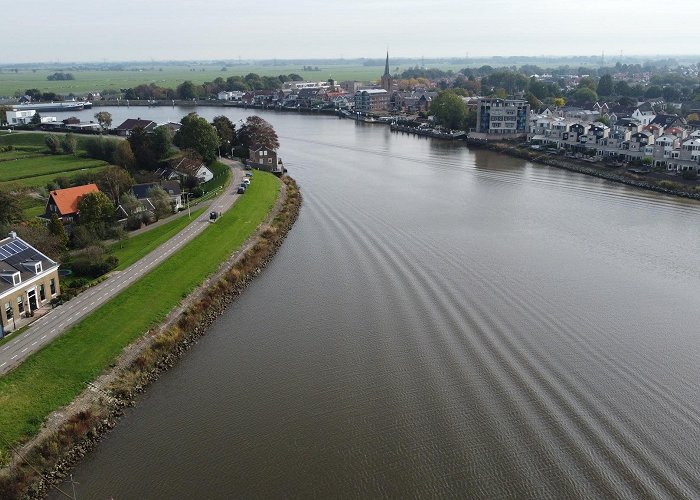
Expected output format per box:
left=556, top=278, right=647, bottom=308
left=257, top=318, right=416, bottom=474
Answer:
left=0, top=160, right=243, bottom=376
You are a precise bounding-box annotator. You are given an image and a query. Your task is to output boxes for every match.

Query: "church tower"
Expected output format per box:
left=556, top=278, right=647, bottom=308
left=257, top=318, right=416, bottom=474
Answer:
left=380, top=51, right=393, bottom=93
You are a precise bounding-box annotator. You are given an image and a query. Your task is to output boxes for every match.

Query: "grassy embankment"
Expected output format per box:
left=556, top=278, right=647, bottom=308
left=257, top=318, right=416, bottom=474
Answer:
left=110, top=206, right=207, bottom=270
left=0, top=172, right=280, bottom=456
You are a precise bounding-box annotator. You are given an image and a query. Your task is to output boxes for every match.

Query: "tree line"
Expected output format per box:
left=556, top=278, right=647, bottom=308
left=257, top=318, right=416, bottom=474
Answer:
left=121, top=73, right=304, bottom=101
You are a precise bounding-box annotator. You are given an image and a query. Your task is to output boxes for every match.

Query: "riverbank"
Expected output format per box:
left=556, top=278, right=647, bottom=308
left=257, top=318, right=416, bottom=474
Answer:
left=465, top=138, right=700, bottom=201
left=0, top=175, right=301, bottom=499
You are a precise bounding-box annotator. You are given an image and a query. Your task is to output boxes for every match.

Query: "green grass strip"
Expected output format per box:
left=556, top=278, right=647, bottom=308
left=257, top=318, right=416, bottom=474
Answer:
left=0, top=172, right=280, bottom=450
left=2, top=165, right=108, bottom=189
left=0, top=155, right=106, bottom=183
left=110, top=207, right=207, bottom=270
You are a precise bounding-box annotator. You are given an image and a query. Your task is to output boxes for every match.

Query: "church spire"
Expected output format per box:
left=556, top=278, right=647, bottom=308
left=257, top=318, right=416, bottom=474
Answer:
left=384, top=51, right=390, bottom=77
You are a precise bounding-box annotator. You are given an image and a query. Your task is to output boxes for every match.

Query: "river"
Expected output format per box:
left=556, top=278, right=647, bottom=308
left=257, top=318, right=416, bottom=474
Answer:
left=51, top=106, right=700, bottom=498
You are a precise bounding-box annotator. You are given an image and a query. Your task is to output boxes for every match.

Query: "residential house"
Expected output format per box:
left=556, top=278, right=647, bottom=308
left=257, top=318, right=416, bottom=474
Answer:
left=131, top=180, right=182, bottom=213
left=0, top=232, right=60, bottom=336
left=249, top=145, right=278, bottom=169
left=632, top=103, right=656, bottom=126
left=114, top=118, right=158, bottom=136
left=4, top=109, right=36, bottom=125
left=42, top=184, right=100, bottom=224
left=168, top=157, right=213, bottom=184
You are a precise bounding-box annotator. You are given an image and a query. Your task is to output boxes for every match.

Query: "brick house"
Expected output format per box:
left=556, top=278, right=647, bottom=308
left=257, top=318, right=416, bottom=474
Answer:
left=0, top=232, right=60, bottom=336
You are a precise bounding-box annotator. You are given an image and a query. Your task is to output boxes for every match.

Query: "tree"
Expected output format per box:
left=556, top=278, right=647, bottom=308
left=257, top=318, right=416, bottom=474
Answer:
left=597, top=74, right=614, bottom=97
left=571, top=87, right=598, bottom=103
left=524, top=92, right=543, bottom=111
left=127, top=126, right=158, bottom=170
left=148, top=186, right=173, bottom=220
left=552, top=97, right=566, bottom=108
left=45, top=134, right=61, bottom=154
left=77, top=191, right=114, bottom=229
left=0, top=105, right=9, bottom=125
left=97, top=166, right=134, bottom=204
left=113, top=140, right=136, bottom=170
left=47, top=213, right=69, bottom=248
left=173, top=113, right=219, bottom=163
left=578, top=76, right=597, bottom=92
left=14, top=219, right=67, bottom=260
left=212, top=115, right=236, bottom=155
left=644, top=85, right=663, bottom=98
left=30, top=112, right=42, bottom=125
left=614, top=80, right=633, bottom=97
left=176, top=80, right=197, bottom=100
left=94, top=111, right=112, bottom=130
left=0, top=189, right=22, bottom=228
left=152, top=125, right=174, bottom=159
left=430, top=90, right=467, bottom=130
left=61, top=133, right=77, bottom=154
left=237, top=115, right=280, bottom=152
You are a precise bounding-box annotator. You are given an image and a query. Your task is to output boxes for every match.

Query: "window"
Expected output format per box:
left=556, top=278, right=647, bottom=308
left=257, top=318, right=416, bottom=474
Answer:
left=40, top=283, right=46, bottom=301
left=4, top=302, right=11, bottom=320
left=17, top=296, right=24, bottom=314
left=12, top=272, right=20, bottom=286
left=50, top=278, right=56, bottom=295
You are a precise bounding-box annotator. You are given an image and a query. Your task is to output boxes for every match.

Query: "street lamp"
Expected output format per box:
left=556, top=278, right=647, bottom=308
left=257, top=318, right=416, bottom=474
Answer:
left=183, top=192, right=193, bottom=219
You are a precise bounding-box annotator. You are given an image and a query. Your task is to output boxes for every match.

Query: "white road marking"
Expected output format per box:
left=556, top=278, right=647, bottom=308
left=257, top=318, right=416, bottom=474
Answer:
left=41, top=335, right=47, bottom=340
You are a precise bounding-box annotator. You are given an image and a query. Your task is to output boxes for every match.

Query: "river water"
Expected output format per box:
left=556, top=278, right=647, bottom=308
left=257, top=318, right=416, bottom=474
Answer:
left=51, top=107, right=700, bottom=498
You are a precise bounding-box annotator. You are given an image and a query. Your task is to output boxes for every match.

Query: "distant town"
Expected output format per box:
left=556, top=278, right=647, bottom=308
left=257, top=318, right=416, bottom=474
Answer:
left=3, top=53, right=700, bottom=176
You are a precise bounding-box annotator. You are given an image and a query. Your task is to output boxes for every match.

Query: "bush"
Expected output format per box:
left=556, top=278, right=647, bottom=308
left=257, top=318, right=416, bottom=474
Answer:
left=682, top=169, right=698, bottom=180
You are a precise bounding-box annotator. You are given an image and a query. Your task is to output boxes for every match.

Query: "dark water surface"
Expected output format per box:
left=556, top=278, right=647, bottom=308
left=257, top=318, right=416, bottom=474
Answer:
left=52, top=108, right=700, bottom=498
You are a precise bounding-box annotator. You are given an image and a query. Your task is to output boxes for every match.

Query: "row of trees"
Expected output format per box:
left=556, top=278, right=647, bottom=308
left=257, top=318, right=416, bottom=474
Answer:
left=121, top=73, right=304, bottom=101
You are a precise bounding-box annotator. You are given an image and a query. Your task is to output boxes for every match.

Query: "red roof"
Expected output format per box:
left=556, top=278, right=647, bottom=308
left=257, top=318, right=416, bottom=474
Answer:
left=50, top=184, right=99, bottom=215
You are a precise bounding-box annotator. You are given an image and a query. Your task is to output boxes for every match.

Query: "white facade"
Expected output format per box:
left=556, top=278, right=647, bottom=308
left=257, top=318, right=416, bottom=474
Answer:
left=5, top=109, right=36, bottom=124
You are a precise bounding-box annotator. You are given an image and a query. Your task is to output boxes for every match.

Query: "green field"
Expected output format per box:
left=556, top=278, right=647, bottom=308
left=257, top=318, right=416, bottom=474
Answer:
left=0, top=171, right=280, bottom=451
left=0, top=155, right=106, bottom=183
left=0, top=62, right=475, bottom=97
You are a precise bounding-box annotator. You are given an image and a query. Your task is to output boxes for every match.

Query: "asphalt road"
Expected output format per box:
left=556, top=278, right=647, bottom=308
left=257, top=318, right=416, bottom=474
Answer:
left=0, top=161, right=243, bottom=376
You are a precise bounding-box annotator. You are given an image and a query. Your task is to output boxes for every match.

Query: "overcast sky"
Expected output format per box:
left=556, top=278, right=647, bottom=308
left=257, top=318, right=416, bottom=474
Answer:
left=4, top=0, right=699, bottom=63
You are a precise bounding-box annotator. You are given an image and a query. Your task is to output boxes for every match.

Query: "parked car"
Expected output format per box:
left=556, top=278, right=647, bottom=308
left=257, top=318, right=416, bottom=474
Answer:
left=242, top=178, right=251, bottom=185
left=245, top=172, right=253, bottom=178
left=237, top=186, right=246, bottom=194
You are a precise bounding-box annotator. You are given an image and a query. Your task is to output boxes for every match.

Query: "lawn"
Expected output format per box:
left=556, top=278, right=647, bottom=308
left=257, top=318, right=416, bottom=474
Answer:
left=0, top=172, right=281, bottom=451
left=110, top=206, right=207, bottom=270
left=6, top=165, right=108, bottom=189
left=0, top=155, right=106, bottom=183
left=0, top=133, right=51, bottom=149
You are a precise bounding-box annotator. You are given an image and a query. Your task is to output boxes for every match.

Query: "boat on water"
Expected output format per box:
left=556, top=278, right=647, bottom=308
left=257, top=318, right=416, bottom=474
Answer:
left=10, top=101, right=92, bottom=112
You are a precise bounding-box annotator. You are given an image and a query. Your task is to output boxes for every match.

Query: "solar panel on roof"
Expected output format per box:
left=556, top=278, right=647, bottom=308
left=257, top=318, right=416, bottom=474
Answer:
left=0, top=240, right=29, bottom=260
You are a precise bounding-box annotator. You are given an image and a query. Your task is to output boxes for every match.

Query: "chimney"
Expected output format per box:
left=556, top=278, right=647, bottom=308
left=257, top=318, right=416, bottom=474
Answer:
left=8, top=231, right=17, bottom=239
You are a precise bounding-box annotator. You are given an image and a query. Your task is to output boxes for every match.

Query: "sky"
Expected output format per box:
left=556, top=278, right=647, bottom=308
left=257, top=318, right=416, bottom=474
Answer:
left=3, top=0, right=699, bottom=63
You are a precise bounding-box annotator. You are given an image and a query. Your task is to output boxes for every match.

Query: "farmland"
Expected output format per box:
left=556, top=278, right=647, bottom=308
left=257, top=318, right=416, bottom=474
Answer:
left=0, top=132, right=109, bottom=217
left=0, top=62, right=471, bottom=98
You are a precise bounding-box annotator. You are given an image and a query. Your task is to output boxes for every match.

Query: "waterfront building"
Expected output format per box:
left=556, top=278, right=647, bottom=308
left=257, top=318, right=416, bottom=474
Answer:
left=0, top=232, right=60, bottom=336
left=476, top=98, right=530, bottom=136
left=354, top=89, right=390, bottom=112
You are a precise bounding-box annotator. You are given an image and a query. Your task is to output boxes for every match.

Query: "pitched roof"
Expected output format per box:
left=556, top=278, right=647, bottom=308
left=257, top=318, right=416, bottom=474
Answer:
left=0, top=234, right=58, bottom=295
left=115, top=118, right=157, bottom=131
left=49, top=184, right=99, bottom=216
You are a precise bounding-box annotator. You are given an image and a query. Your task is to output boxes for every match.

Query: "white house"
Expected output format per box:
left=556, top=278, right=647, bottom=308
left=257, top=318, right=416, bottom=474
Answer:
left=4, top=109, right=36, bottom=124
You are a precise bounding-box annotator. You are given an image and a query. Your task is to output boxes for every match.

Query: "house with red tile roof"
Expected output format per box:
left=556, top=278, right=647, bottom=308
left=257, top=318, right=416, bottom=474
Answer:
left=42, top=184, right=100, bottom=223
